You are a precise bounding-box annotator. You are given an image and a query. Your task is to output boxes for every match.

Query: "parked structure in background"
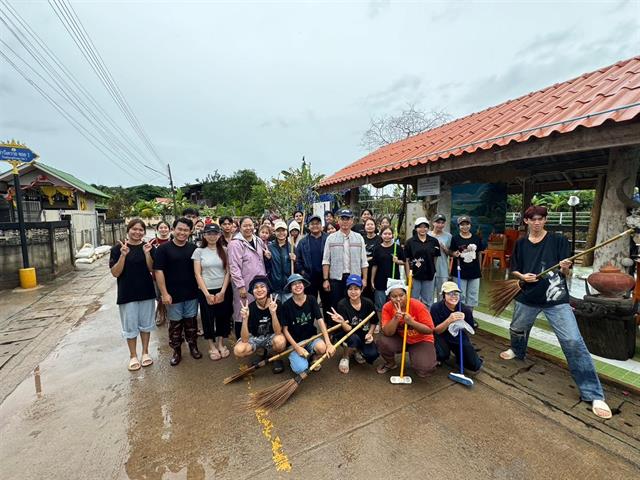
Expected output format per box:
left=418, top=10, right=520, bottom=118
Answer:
left=0, top=162, right=111, bottom=250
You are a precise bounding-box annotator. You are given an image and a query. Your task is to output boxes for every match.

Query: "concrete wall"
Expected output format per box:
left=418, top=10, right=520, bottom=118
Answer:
left=0, top=223, right=74, bottom=290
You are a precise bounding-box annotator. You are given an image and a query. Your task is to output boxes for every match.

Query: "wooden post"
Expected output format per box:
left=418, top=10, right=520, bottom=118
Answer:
left=583, top=174, right=605, bottom=267
left=521, top=178, right=535, bottom=216
left=593, top=147, right=640, bottom=270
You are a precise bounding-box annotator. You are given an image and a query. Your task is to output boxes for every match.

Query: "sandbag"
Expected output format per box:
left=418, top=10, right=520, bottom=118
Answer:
left=75, top=243, right=95, bottom=259
left=75, top=257, right=95, bottom=265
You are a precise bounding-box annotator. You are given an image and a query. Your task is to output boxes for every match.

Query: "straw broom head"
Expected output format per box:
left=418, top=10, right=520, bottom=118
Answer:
left=489, top=279, right=522, bottom=316
left=223, top=362, right=262, bottom=385
left=245, top=376, right=303, bottom=411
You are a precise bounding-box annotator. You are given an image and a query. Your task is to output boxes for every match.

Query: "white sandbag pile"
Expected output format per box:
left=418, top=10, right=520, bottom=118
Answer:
left=75, top=243, right=111, bottom=266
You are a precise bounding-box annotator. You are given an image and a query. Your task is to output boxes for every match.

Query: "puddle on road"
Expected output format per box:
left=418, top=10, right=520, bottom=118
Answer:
left=34, top=365, right=42, bottom=398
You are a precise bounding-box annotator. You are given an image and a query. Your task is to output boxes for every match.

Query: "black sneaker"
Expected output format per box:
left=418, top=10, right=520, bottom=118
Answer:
left=271, top=359, right=284, bottom=374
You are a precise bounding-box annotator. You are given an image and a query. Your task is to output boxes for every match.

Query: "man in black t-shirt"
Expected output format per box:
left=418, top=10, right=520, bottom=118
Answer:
left=327, top=274, right=378, bottom=374
left=281, top=274, right=335, bottom=374
left=499, top=205, right=611, bottom=420
left=154, top=217, right=201, bottom=366
left=233, top=276, right=286, bottom=374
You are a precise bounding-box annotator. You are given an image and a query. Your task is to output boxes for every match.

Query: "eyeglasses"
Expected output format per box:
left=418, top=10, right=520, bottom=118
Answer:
left=445, top=291, right=460, bottom=296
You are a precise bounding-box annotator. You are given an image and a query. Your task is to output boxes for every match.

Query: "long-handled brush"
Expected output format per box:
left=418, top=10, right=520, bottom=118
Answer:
left=489, top=228, right=635, bottom=316
left=223, top=324, right=342, bottom=384
left=448, top=258, right=474, bottom=387
left=246, top=311, right=376, bottom=410
left=390, top=272, right=413, bottom=385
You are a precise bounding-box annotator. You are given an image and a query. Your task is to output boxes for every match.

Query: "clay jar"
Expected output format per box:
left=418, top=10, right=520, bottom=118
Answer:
left=587, top=263, right=635, bottom=298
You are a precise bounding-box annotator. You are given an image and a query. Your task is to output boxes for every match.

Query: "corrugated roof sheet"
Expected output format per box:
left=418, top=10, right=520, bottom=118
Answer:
left=319, top=56, right=640, bottom=189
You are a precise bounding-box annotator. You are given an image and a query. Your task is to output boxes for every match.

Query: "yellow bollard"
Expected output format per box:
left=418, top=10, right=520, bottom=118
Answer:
left=19, top=267, right=37, bottom=289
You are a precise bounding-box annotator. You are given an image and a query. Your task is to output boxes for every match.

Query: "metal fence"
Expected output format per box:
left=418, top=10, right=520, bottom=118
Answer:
left=99, top=218, right=126, bottom=246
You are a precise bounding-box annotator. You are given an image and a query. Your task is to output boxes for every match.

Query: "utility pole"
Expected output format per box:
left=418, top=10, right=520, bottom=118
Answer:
left=167, top=163, right=177, bottom=219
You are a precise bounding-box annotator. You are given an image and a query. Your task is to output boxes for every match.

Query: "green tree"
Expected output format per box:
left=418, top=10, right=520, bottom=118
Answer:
left=267, top=158, right=324, bottom=216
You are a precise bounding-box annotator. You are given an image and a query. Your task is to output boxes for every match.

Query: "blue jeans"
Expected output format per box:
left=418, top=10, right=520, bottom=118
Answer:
left=510, top=301, right=604, bottom=401
left=412, top=279, right=435, bottom=306
left=166, top=299, right=198, bottom=321
left=435, top=333, right=483, bottom=372
left=374, top=290, right=387, bottom=312
left=289, top=338, right=323, bottom=374
left=333, top=332, right=379, bottom=364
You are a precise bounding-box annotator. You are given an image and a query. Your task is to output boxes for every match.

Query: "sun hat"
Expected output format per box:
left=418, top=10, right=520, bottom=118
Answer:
left=284, top=273, right=310, bottom=292
left=385, top=278, right=408, bottom=297
left=441, top=281, right=461, bottom=294
left=414, top=217, right=429, bottom=227
left=249, top=275, right=271, bottom=294
left=273, top=220, right=288, bottom=231
left=288, top=221, right=301, bottom=232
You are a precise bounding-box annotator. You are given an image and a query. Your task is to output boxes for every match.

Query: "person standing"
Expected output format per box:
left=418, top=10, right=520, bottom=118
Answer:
left=280, top=274, right=335, bottom=374
left=149, top=220, right=171, bottom=326
left=193, top=224, right=232, bottom=361
left=404, top=217, right=441, bottom=306
left=429, top=213, right=452, bottom=303
left=266, top=220, right=295, bottom=301
left=322, top=208, right=369, bottom=311
left=154, top=217, right=202, bottom=366
left=450, top=215, right=485, bottom=310
left=430, top=281, right=483, bottom=372
left=288, top=221, right=302, bottom=248
left=499, top=205, right=611, bottom=419
left=219, top=216, right=235, bottom=248
left=352, top=208, right=373, bottom=235
left=324, top=210, right=335, bottom=226
left=295, top=215, right=331, bottom=322
left=362, top=218, right=381, bottom=302
left=371, top=226, right=408, bottom=312
left=109, top=218, right=157, bottom=371
left=227, top=216, right=267, bottom=339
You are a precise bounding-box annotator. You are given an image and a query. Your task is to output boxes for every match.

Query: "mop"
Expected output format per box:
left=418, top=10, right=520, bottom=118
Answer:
left=390, top=272, right=413, bottom=385
left=448, top=258, right=474, bottom=387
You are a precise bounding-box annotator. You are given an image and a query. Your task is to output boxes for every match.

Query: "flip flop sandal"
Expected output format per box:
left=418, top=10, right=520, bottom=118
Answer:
left=373, top=324, right=380, bottom=334
left=499, top=349, right=516, bottom=360
left=354, top=352, right=366, bottom=365
left=339, top=357, right=350, bottom=374
left=128, top=357, right=141, bottom=371
left=376, top=363, right=397, bottom=375
left=219, top=346, right=230, bottom=358
left=209, top=348, right=221, bottom=361
left=141, top=354, right=153, bottom=367
left=592, top=400, right=612, bottom=419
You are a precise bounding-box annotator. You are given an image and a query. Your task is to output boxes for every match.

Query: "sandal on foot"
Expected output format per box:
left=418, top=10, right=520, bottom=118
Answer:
left=354, top=351, right=366, bottom=365
left=208, top=347, right=221, bottom=361
left=339, top=357, right=350, bottom=374
left=373, top=324, right=380, bottom=334
left=218, top=345, right=230, bottom=358
left=141, top=354, right=153, bottom=367
left=376, top=362, right=397, bottom=374
left=128, top=357, right=141, bottom=371
left=592, top=400, right=612, bottom=419
left=499, top=349, right=516, bottom=360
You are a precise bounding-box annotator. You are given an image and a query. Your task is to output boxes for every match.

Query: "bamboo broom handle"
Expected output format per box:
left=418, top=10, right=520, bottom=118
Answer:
left=309, top=311, right=376, bottom=370
left=536, top=228, right=635, bottom=278
left=399, top=272, right=413, bottom=378
left=266, top=324, right=342, bottom=363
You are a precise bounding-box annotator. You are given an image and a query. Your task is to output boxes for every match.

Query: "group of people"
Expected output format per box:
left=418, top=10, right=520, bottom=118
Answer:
left=109, top=203, right=612, bottom=419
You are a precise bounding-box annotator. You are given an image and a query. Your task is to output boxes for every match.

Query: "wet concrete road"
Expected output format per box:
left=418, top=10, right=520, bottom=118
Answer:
left=1, top=276, right=639, bottom=479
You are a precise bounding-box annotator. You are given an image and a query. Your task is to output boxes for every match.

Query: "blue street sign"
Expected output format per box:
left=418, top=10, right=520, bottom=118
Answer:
left=0, top=142, right=39, bottom=163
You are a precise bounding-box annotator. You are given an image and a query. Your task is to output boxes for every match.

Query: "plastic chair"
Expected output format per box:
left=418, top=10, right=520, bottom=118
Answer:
left=482, top=234, right=507, bottom=269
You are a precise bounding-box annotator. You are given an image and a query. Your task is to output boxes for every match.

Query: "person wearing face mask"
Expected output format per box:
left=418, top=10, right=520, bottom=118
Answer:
left=109, top=218, right=156, bottom=371
left=154, top=217, right=201, bottom=366
left=449, top=215, right=485, bottom=311
left=404, top=217, right=441, bottom=307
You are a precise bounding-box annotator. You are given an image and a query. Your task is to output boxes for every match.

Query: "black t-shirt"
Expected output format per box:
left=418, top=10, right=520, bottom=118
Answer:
left=153, top=240, right=198, bottom=302
left=281, top=295, right=322, bottom=343
left=334, top=297, right=377, bottom=339
left=247, top=301, right=281, bottom=337
left=404, top=235, right=441, bottom=281
left=430, top=300, right=475, bottom=343
left=364, top=235, right=381, bottom=260
left=371, top=243, right=406, bottom=291
left=511, top=233, right=570, bottom=307
left=450, top=233, right=485, bottom=280
left=109, top=243, right=156, bottom=305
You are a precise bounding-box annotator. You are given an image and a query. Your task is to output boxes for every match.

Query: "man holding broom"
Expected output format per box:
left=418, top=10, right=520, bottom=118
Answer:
left=499, top=205, right=612, bottom=419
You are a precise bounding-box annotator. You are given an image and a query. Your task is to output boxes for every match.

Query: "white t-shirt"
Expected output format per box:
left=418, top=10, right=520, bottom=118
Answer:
left=191, top=247, right=225, bottom=290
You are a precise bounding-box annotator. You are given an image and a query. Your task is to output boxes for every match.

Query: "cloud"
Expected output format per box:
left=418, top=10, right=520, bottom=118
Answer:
left=0, top=119, right=59, bottom=134
left=259, top=117, right=291, bottom=128
left=363, top=74, right=423, bottom=109
left=367, top=0, right=390, bottom=19
left=0, top=77, right=16, bottom=96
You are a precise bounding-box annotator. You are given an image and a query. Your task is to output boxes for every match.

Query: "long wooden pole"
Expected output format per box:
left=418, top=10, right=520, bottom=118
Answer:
left=398, top=272, right=413, bottom=379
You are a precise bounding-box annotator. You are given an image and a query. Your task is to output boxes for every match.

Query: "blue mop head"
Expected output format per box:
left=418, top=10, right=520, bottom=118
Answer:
left=448, top=372, right=474, bottom=387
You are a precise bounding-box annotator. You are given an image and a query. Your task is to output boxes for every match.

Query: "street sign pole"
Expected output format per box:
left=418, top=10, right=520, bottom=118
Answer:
left=11, top=163, right=29, bottom=268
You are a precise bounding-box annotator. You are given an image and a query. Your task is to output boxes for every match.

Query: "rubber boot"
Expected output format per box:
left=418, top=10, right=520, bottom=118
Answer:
left=184, top=317, right=202, bottom=359
left=168, top=320, right=183, bottom=366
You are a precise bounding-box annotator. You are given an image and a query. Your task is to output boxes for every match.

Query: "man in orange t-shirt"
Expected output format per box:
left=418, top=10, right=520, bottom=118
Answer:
left=375, top=280, right=437, bottom=378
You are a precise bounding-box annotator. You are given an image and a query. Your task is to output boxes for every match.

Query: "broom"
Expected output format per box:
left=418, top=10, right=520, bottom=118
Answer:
left=222, top=324, right=342, bottom=384
left=246, top=311, right=376, bottom=410
left=390, top=271, right=413, bottom=384
left=489, top=228, right=635, bottom=316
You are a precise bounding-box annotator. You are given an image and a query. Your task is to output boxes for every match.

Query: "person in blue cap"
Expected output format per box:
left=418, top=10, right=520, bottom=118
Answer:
left=327, top=274, right=379, bottom=374
left=280, top=273, right=335, bottom=373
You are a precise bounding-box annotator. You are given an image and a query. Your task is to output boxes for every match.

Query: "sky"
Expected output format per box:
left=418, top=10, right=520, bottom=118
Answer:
left=1, top=0, right=639, bottom=188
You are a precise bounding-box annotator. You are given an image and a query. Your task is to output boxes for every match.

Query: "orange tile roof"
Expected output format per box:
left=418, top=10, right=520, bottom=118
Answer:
left=319, top=56, right=640, bottom=189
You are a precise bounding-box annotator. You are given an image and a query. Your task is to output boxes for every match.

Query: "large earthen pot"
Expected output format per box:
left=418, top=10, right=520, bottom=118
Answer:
left=587, top=263, right=635, bottom=298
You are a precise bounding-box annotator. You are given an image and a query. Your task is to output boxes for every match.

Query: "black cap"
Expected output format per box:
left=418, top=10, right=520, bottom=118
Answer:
left=249, top=275, right=271, bottom=293
left=203, top=224, right=221, bottom=234
left=336, top=208, right=354, bottom=218
left=457, top=215, right=472, bottom=225
left=307, top=214, right=322, bottom=224
left=433, top=214, right=446, bottom=222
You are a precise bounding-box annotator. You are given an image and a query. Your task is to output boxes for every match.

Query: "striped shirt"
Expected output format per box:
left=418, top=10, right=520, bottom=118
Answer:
left=322, top=230, right=368, bottom=280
